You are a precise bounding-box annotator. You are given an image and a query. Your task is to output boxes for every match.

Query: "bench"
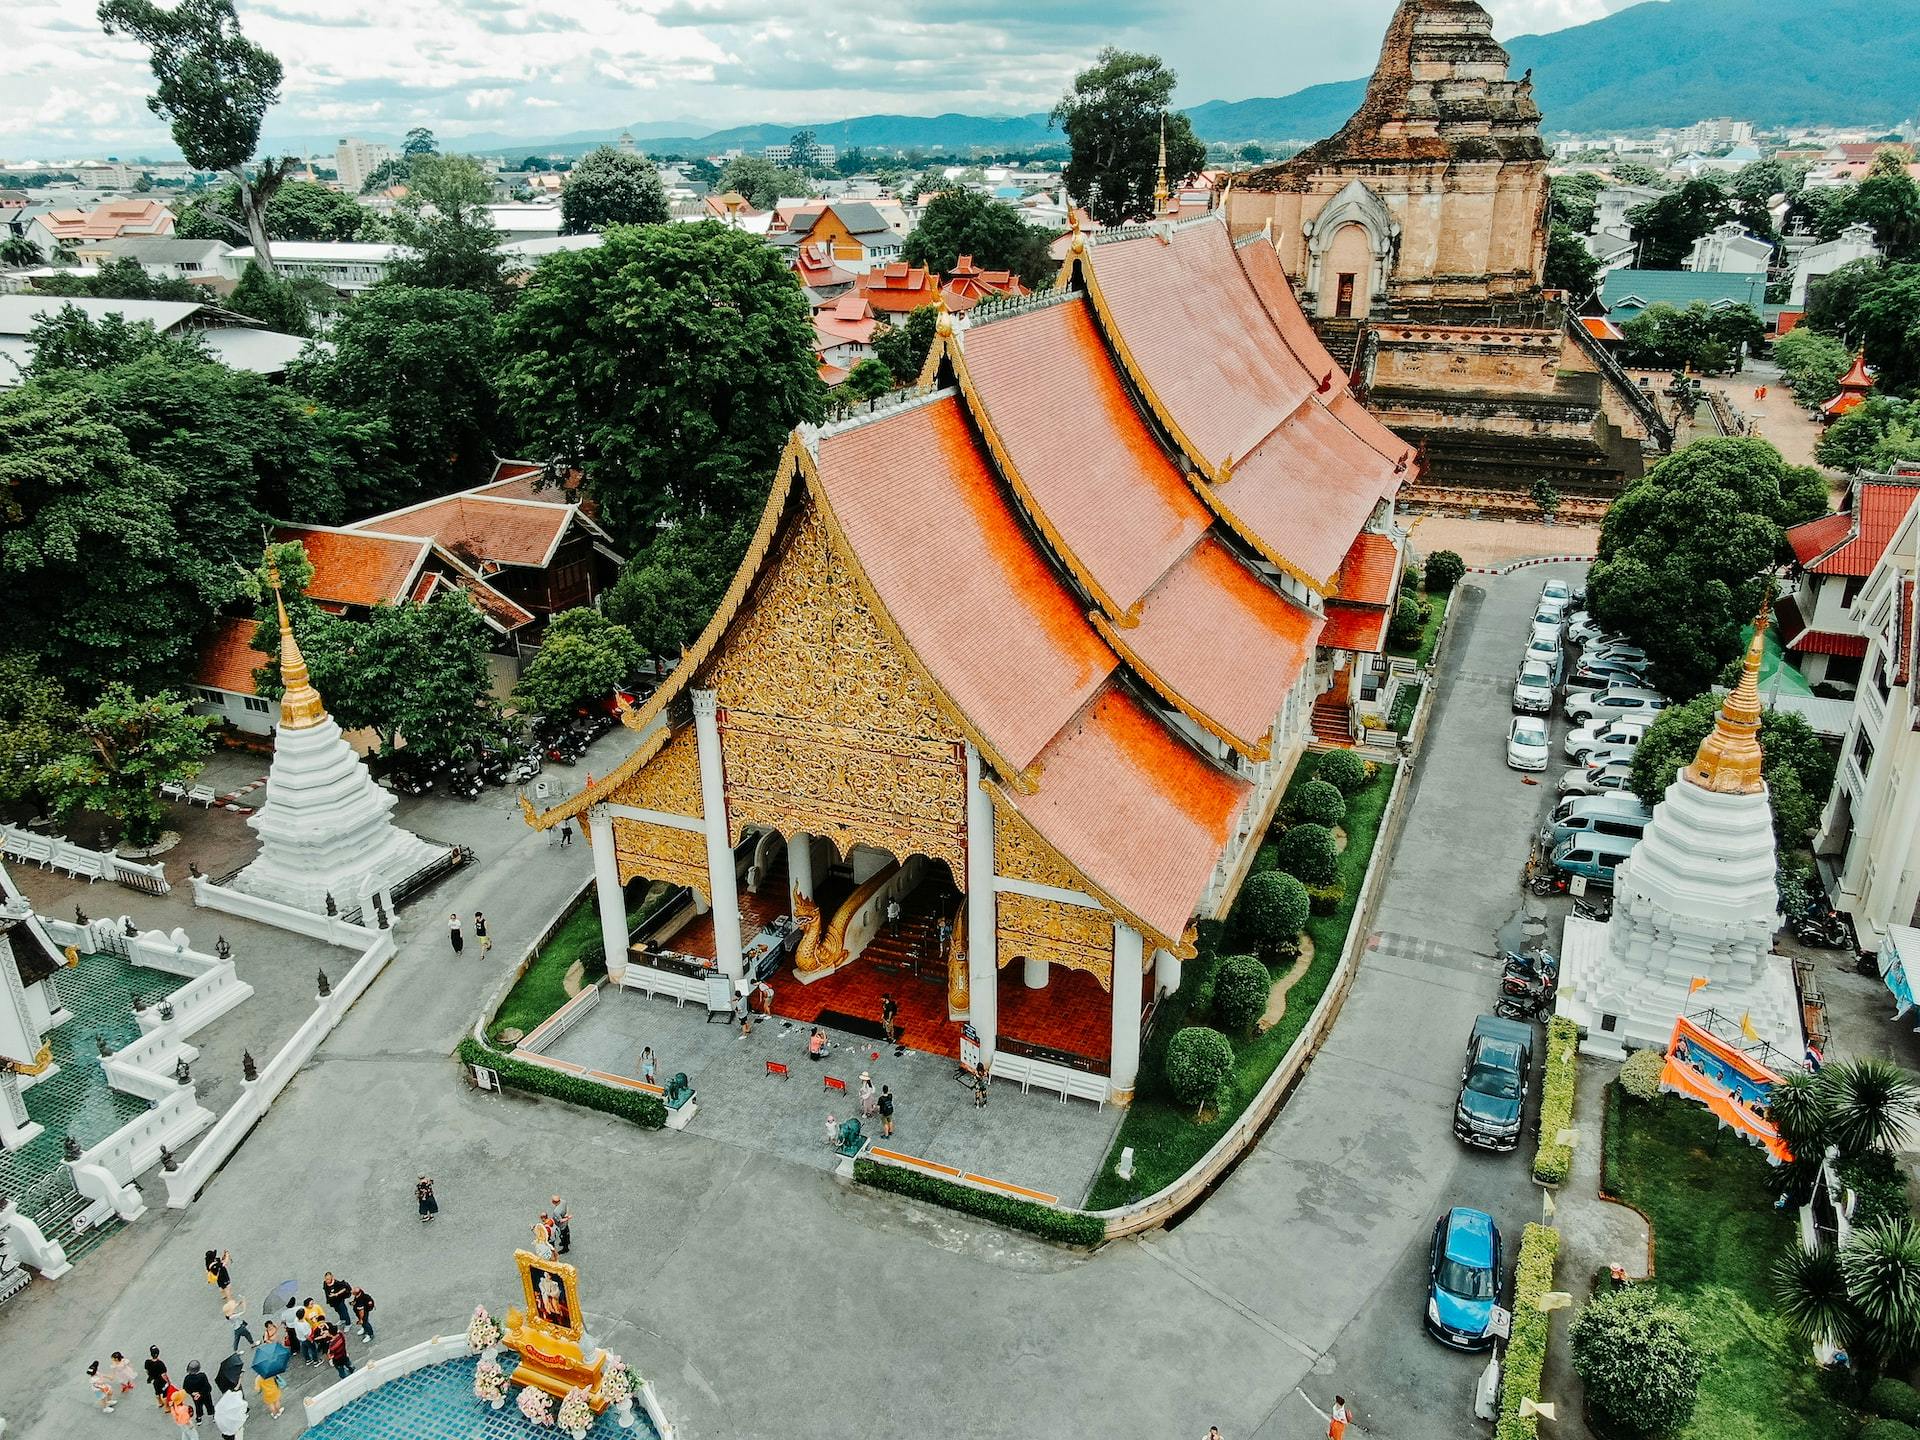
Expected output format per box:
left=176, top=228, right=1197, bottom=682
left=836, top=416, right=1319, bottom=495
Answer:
left=765, top=1060, right=789, bottom=1080
left=186, top=784, right=218, bottom=808
left=823, top=1074, right=846, bottom=1095
left=159, top=781, right=187, bottom=802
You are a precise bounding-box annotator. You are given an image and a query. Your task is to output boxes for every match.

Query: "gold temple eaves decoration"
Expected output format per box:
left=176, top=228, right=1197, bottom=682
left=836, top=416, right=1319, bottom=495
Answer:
left=1683, top=600, right=1768, bottom=796
left=266, top=562, right=328, bottom=731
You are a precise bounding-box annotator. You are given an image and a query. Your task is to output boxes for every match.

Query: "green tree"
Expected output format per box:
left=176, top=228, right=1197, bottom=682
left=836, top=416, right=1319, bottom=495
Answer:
left=1424, top=550, right=1466, bottom=594
left=1051, top=49, right=1207, bottom=228
left=402, top=152, right=493, bottom=214
left=1818, top=396, right=1920, bottom=473
left=1846, top=148, right=1920, bottom=261
left=1569, top=1286, right=1703, bottom=1437
left=787, top=130, right=818, bottom=174
left=33, top=255, right=200, bottom=302
left=1276, top=823, right=1338, bottom=886
left=1210, top=954, right=1270, bottom=1035
left=1588, top=438, right=1826, bottom=697
left=98, top=0, right=292, bottom=272
left=872, top=304, right=940, bottom=386
left=403, top=127, right=437, bottom=157
left=1550, top=171, right=1607, bottom=231
left=0, top=386, right=215, bottom=695
left=1610, top=161, right=1668, bottom=189
left=383, top=180, right=509, bottom=305
left=1773, top=324, right=1853, bottom=405
left=602, top=515, right=746, bottom=661
left=1805, top=256, right=1883, bottom=336
left=358, top=156, right=409, bottom=196
left=0, top=656, right=79, bottom=808
left=1239, top=142, right=1267, bottom=164
left=1789, top=183, right=1856, bottom=242
left=22, top=306, right=210, bottom=377
left=714, top=156, right=808, bottom=210
left=903, top=187, right=1054, bottom=288
left=1163, top=1026, right=1233, bottom=1117
left=1627, top=178, right=1736, bottom=270
left=1233, top=869, right=1309, bottom=961
left=510, top=607, right=644, bottom=718
left=0, top=235, right=41, bottom=267
left=181, top=179, right=376, bottom=244
left=1618, top=301, right=1764, bottom=373
left=841, top=358, right=895, bottom=403
left=36, top=684, right=215, bottom=846
left=288, top=284, right=503, bottom=503
left=225, top=260, right=310, bottom=335
left=496, top=221, right=824, bottom=549
left=560, top=146, right=669, bottom=234
left=1531, top=477, right=1561, bottom=520
left=1544, top=223, right=1601, bottom=299
left=1848, top=264, right=1920, bottom=395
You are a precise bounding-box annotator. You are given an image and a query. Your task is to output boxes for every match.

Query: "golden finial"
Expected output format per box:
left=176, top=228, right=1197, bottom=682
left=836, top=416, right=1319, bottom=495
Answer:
left=1154, top=115, right=1170, bottom=214
left=267, top=559, right=328, bottom=731
left=1683, top=598, right=1770, bottom=796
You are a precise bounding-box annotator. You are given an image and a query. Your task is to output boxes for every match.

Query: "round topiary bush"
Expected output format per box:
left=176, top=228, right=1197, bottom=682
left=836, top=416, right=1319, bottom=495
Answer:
left=1870, top=1379, right=1920, bottom=1427
left=1315, top=748, right=1368, bottom=796
left=1388, top=593, right=1422, bottom=647
left=1236, top=870, right=1310, bottom=958
left=1859, top=1420, right=1920, bottom=1440
left=1164, top=1026, right=1235, bottom=1117
left=1306, top=882, right=1345, bottom=917
left=1212, top=954, right=1272, bottom=1034
left=1620, top=1048, right=1665, bottom=1102
left=1276, top=823, right=1339, bottom=887
left=1569, top=1286, right=1703, bottom=1438
left=1425, top=549, right=1466, bottom=594
left=1289, top=778, right=1347, bottom=829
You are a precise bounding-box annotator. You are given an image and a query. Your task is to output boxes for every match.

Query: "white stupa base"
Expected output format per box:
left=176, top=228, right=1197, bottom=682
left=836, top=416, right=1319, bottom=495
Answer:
left=1558, top=915, right=1802, bottom=1060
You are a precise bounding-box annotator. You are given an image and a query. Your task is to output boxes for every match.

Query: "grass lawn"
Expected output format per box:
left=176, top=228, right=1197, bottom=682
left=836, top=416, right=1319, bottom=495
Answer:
left=1387, top=587, right=1451, bottom=667
left=1603, top=1086, right=1852, bottom=1440
left=1084, top=758, right=1397, bottom=1208
left=487, top=893, right=609, bottom=1043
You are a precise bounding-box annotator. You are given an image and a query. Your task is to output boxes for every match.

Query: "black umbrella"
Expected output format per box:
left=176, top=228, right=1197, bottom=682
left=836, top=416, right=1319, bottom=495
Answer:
left=216, top=1353, right=245, bottom=1392
left=263, top=1279, right=298, bottom=1313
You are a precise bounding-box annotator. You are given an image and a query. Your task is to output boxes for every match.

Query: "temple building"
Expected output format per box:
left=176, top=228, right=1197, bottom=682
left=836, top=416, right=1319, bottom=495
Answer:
left=525, top=212, right=1414, bottom=1104
left=1227, top=0, right=1669, bottom=515
left=0, top=888, right=67, bottom=1151
left=1557, top=615, right=1802, bottom=1058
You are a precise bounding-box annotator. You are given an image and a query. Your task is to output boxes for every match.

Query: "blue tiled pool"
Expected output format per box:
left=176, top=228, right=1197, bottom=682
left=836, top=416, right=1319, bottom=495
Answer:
left=307, top=1355, right=658, bottom=1440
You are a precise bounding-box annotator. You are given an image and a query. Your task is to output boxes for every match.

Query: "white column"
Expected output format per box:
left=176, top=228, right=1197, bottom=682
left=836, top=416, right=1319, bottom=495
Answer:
left=587, top=806, right=628, bottom=983
left=965, top=744, right=997, bottom=1060
left=787, top=830, right=814, bottom=911
left=693, top=690, right=743, bottom=981
left=1023, top=956, right=1049, bottom=989
left=0, top=1071, right=42, bottom=1148
left=1110, top=923, right=1145, bottom=1102
left=1154, top=947, right=1182, bottom=996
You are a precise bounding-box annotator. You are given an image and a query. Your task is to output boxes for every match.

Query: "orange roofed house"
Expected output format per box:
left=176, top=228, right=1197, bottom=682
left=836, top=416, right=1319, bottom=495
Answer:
left=193, top=462, right=623, bottom=734
left=524, top=212, right=1416, bottom=1105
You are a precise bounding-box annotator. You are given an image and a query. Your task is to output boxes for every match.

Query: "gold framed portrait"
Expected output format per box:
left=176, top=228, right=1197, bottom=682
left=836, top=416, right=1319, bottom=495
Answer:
left=514, top=1249, right=583, bottom=1337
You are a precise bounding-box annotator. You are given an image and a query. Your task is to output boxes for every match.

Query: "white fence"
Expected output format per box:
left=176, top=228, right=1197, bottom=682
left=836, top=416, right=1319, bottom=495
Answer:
left=0, top=825, right=169, bottom=893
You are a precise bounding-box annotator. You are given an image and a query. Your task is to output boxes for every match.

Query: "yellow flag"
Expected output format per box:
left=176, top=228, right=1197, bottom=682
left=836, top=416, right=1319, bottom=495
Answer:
left=1688, top=976, right=1709, bottom=995
left=1740, top=1012, right=1760, bottom=1042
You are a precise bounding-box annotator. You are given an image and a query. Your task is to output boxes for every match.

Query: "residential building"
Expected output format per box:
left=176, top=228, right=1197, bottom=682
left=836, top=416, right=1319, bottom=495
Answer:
left=1684, top=221, right=1772, bottom=275
left=67, top=235, right=230, bottom=284
left=22, top=197, right=175, bottom=256
left=1813, top=469, right=1920, bottom=949
left=792, top=241, right=855, bottom=304
left=1581, top=227, right=1639, bottom=277
left=1600, top=267, right=1769, bottom=322
left=0, top=295, right=306, bottom=387
left=1780, top=471, right=1920, bottom=692
left=220, top=241, right=403, bottom=293
left=335, top=137, right=397, bottom=194
left=762, top=143, right=837, bottom=167
left=1674, top=118, right=1753, bottom=151
left=768, top=201, right=905, bottom=272
left=811, top=293, right=879, bottom=377
left=1789, top=222, right=1881, bottom=307
left=1591, top=184, right=1666, bottom=235
left=484, top=203, right=565, bottom=242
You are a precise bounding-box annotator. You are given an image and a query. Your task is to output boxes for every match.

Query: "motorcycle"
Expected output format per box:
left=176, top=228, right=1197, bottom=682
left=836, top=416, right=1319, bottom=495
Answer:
left=1497, top=988, right=1554, bottom=1022
left=1526, top=869, right=1569, bottom=897
left=1574, top=896, right=1612, bottom=923
left=1502, top=949, right=1559, bottom=984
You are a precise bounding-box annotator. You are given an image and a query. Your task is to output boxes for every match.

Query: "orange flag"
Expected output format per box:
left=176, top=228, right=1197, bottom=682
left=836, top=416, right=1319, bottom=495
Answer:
left=1688, top=976, right=1709, bottom=995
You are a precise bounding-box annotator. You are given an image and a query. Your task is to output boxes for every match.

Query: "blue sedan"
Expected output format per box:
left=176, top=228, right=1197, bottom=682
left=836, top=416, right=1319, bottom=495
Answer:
left=1426, top=1207, right=1503, bottom=1350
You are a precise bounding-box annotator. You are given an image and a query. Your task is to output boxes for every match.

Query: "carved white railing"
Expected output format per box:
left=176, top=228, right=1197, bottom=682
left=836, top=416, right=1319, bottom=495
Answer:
left=0, top=826, right=168, bottom=893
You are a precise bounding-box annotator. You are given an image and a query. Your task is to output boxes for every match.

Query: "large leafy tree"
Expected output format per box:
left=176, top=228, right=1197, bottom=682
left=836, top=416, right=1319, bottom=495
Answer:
left=22, top=306, right=210, bottom=378
left=1549, top=171, right=1607, bottom=231
left=1627, top=693, right=1833, bottom=845
left=1845, top=148, right=1920, bottom=262
left=872, top=304, right=939, bottom=386
left=497, top=221, right=824, bottom=548
left=1544, top=224, right=1601, bottom=300
left=511, top=607, right=644, bottom=718
left=0, top=386, right=215, bottom=695
left=1817, top=396, right=1920, bottom=474
left=34, top=256, right=200, bottom=302
left=1616, top=301, right=1764, bottom=374
left=403, top=127, right=437, bottom=157
left=0, top=657, right=79, bottom=809
left=176, top=179, right=377, bottom=244
left=1051, top=49, right=1206, bottom=228
left=1772, top=325, right=1853, bottom=406
left=602, top=515, right=747, bottom=663
left=714, top=156, right=807, bottom=210
left=1587, top=438, right=1827, bottom=698
left=226, top=260, right=311, bottom=336
left=1568, top=1286, right=1703, bottom=1438
left=1808, top=260, right=1920, bottom=397
left=37, top=685, right=214, bottom=846
left=561, top=146, right=669, bottom=234
left=288, top=285, right=503, bottom=504
left=98, top=0, right=290, bottom=272
left=384, top=166, right=510, bottom=306
left=1627, top=178, right=1736, bottom=269
left=903, top=187, right=1054, bottom=287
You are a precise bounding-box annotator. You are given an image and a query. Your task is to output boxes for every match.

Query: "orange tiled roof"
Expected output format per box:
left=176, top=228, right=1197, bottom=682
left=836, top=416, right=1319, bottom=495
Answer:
left=348, top=493, right=572, bottom=569
left=195, top=616, right=262, bottom=695
left=1334, top=532, right=1400, bottom=606
left=476, top=459, right=581, bottom=504
left=276, top=524, right=428, bottom=608
left=816, top=394, right=1115, bottom=773
left=857, top=263, right=940, bottom=313
left=1580, top=315, right=1625, bottom=343
left=1793, top=479, right=1920, bottom=577
left=818, top=360, right=851, bottom=386
left=942, top=254, right=1029, bottom=315
left=1787, top=511, right=1852, bottom=568
left=1321, top=600, right=1391, bottom=653
left=456, top=574, right=537, bottom=630
left=36, top=198, right=176, bottom=242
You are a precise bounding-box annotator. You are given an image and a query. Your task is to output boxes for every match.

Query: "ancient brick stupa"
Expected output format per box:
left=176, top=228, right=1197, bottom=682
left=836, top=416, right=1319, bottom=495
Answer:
left=1557, top=609, right=1801, bottom=1058
left=230, top=586, right=447, bottom=916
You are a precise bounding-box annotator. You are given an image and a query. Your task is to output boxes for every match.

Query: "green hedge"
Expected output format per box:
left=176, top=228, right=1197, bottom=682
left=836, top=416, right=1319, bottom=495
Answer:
left=456, top=1036, right=666, bottom=1129
left=1533, top=1016, right=1579, bottom=1185
left=1496, top=1222, right=1562, bottom=1440
left=854, top=1158, right=1107, bottom=1247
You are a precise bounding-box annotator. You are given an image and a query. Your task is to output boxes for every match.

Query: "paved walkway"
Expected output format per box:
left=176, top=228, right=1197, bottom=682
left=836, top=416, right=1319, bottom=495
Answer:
left=1402, top=514, right=1600, bottom=570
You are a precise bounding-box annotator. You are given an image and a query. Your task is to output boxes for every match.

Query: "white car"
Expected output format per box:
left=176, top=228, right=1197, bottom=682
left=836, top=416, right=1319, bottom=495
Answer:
left=1539, top=579, right=1573, bottom=612
left=1529, top=619, right=1563, bottom=649
left=1567, top=613, right=1610, bottom=647
left=1525, top=635, right=1563, bottom=683
left=1559, top=760, right=1636, bottom=796
left=1565, top=716, right=1650, bottom=762
left=1513, top=660, right=1555, bottom=714
left=1582, top=741, right=1641, bottom=772
left=1584, top=640, right=1649, bottom=668
left=1565, top=687, right=1667, bottom=724
left=1507, top=716, right=1551, bottom=771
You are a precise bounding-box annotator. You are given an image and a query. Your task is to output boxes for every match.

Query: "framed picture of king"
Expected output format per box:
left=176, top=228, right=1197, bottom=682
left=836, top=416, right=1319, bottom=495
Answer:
left=515, top=1249, right=583, bottom=1336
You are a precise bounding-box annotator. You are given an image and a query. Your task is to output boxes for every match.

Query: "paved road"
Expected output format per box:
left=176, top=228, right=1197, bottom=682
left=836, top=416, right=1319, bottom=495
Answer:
left=0, top=567, right=1580, bottom=1440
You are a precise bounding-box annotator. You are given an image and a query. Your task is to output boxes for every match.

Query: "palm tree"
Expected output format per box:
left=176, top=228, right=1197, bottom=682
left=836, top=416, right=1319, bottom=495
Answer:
left=1820, top=1059, right=1920, bottom=1159
left=1770, top=1069, right=1831, bottom=1155
left=1841, top=1219, right=1920, bottom=1367
left=1775, top=1242, right=1855, bottom=1352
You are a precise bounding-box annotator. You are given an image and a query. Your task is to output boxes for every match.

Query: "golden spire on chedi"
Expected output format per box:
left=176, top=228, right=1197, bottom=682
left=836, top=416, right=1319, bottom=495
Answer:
left=266, top=563, right=328, bottom=731
left=1683, top=600, right=1770, bottom=796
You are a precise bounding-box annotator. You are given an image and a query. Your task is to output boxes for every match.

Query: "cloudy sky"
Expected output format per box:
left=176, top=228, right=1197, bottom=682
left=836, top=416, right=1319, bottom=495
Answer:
left=8, top=0, right=1645, bottom=157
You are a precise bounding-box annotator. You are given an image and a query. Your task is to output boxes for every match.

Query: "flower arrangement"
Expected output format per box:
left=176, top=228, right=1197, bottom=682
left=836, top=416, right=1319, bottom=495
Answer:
left=599, top=1359, right=635, bottom=1405
left=473, top=1358, right=507, bottom=1404
left=556, top=1387, right=594, bottom=1433
left=517, top=1386, right=554, bottom=1425
left=467, top=1305, right=501, bottom=1352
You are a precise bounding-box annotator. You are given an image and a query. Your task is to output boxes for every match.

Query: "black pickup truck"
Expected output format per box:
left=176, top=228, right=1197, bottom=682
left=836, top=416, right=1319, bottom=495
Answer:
left=1453, top=1013, right=1534, bottom=1152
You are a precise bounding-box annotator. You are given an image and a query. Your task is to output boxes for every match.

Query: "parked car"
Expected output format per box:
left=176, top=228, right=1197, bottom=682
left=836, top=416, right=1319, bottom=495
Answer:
left=1566, top=611, right=1608, bottom=646
left=1581, top=740, right=1642, bottom=772
left=1572, top=656, right=1649, bottom=687
left=1529, top=618, right=1563, bottom=650
left=1524, top=635, right=1564, bottom=686
left=1507, top=716, right=1551, bottom=771
left=1426, top=1207, right=1505, bottom=1350
left=1512, top=660, right=1555, bottom=714
left=1564, top=686, right=1668, bottom=724
left=1454, top=1014, right=1533, bottom=1152
left=1539, top=579, right=1573, bottom=611
left=1565, top=716, right=1651, bottom=763
left=1557, top=759, right=1636, bottom=796
left=1550, top=794, right=1654, bottom=847
left=1550, top=830, right=1642, bottom=887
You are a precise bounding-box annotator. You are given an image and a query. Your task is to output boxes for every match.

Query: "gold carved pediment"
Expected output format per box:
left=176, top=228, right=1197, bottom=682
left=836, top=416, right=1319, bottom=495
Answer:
left=995, top=890, right=1114, bottom=991
left=611, top=817, right=709, bottom=895
left=608, top=724, right=702, bottom=821
left=990, top=789, right=1085, bottom=892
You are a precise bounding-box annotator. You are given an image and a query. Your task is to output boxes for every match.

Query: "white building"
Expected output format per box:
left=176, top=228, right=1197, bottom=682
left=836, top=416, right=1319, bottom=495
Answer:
left=763, top=143, right=837, bottom=167
left=221, top=241, right=403, bottom=293
left=70, top=235, right=231, bottom=283
left=1815, top=470, right=1920, bottom=950
left=0, top=295, right=308, bottom=387
left=1674, top=118, right=1754, bottom=151
left=1592, top=184, right=1667, bottom=235
left=1685, top=221, right=1773, bottom=275
left=484, top=203, right=564, bottom=242
left=335, top=137, right=397, bottom=194
left=1789, top=222, right=1882, bottom=307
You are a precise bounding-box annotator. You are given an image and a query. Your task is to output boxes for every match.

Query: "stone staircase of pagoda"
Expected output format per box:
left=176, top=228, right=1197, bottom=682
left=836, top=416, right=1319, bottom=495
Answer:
left=1311, top=696, right=1354, bottom=748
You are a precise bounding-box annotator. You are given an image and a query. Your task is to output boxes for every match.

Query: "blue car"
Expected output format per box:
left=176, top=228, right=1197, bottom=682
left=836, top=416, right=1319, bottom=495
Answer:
left=1426, top=1207, right=1503, bottom=1349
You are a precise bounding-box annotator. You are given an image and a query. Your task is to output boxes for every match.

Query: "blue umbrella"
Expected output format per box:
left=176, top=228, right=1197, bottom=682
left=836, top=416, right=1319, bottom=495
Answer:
left=263, top=1279, right=298, bottom=1312
left=250, top=1342, right=291, bottom=1379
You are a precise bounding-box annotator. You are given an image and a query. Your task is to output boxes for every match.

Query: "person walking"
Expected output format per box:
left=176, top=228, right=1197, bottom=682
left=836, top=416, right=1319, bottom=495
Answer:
left=323, top=1272, right=353, bottom=1329
left=165, top=1382, right=195, bottom=1431
left=182, top=1360, right=215, bottom=1422
left=325, top=1326, right=353, bottom=1380
left=936, top=916, right=952, bottom=956
left=474, top=912, right=491, bottom=953
left=1329, top=1396, right=1351, bottom=1440
left=214, top=1385, right=248, bottom=1440
left=448, top=913, right=464, bottom=955
left=858, top=1072, right=877, bottom=1119
left=972, top=1066, right=989, bottom=1109
left=252, top=1368, right=284, bottom=1420
left=885, top=896, right=901, bottom=934
left=559, top=820, right=573, bottom=847
left=416, top=1174, right=439, bottom=1222
left=639, top=1047, right=656, bottom=1085
left=107, top=1352, right=135, bottom=1396
left=547, top=1196, right=572, bottom=1256
left=823, top=1112, right=839, bottom=1148
left=351, top=1287, right=376, bottom=1343
left=143, top=1346, right=170, bottom=1408
left=223, top=1295, right=254, bottom=1350
left=879, top=993, right=898, bottom=1046
left=204, top=1248, right=232, bottom=1299
left=878, top=1084, right=894, bottom=1138
left=87, top=1361, right=117, bottom=1412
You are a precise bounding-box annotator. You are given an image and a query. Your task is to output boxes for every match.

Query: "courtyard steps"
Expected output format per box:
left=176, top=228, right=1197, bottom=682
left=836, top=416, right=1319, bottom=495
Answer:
left=1311, top=698, right=1355, bottom=747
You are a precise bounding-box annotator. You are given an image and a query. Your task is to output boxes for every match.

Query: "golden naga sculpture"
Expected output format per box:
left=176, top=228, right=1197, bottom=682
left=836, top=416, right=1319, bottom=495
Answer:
left=790, top=892, right=825, bottom=973
left=946, top=907, right=969, bottom=1015
left=1684, top=601, right=1769, bottom=797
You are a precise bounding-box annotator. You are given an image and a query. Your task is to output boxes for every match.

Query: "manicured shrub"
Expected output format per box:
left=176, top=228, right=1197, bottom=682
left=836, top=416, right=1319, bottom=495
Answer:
left=1425, top=549, right=1466, bottom=594
left=853, top=1159, right=1106, bottom=1246
left=1315, top=748, right=1368, bottom=796
left=1250, top=842, right=1278, bottom=875
left=456, top=1037, right=666, bottom=1129
left=1288, top=778, right=1346, bottom=828
left=1841, top=1152, right=1914, bottom=1232
left=1533, top=1017, right=1580, bottom=1185
left=1869, top=1379, right=1920, bottom=1426
left=1164, top=1026, right=1235, bottom=1117
left=1235, top=871, right=1309, bottom=959
left=1620, top=1046, right=1665, bottom=1102
left=1859, top=1421, right=1920, bottom=1440
left=1569, top=1286, right=1703, bottom=1438
left=1388, top=593, right=1422, bottom=647
left=1305, top=882, right=1345, bottom=917
left=1212, top=954, right=1272, bottom=1034
left=1399, top=566, right=1421, bottom=595
left=1495, top=1223, right=1561, bottom=1440
left=1276, top=823, right=1338, bottom=886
